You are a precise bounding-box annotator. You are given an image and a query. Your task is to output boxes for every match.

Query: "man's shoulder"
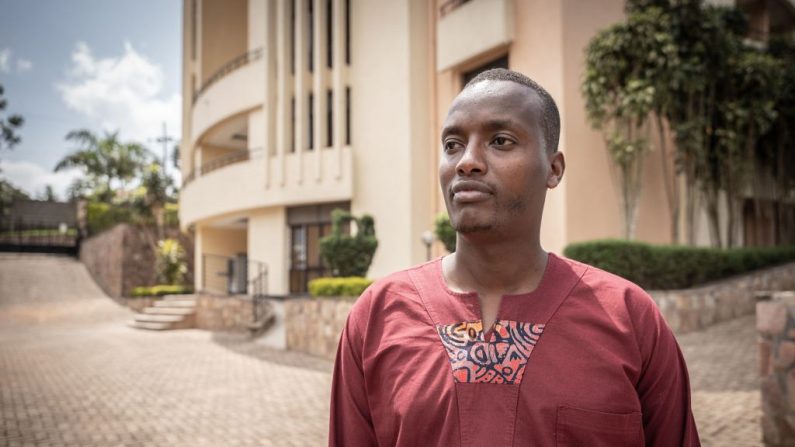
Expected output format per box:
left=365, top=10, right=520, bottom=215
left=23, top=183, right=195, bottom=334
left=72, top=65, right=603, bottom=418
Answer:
left=348, top=260, right=436, bottom=319
left=558, top=254, right=656, bottom=312
left=362, top=259, right=436, bottom=299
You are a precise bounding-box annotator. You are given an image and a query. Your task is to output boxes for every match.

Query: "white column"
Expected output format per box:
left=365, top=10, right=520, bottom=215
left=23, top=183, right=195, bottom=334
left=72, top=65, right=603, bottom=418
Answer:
left=257, top=0, right=276, bottom=189
left=195, top=0, right=203, bottom=85
left=312, top=0, right=327, bottom=182
left=331, top=0, right=346, bottom=180
left=194, top=225, right=204, bottom=292
left=275, top=0, right=290, bottom=188
left=294, top=0, right=309, bottom=185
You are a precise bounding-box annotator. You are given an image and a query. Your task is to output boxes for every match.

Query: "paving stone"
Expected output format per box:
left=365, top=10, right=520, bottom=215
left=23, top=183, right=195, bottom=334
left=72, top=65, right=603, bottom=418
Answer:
left=679, top=315, right=763, bottom=446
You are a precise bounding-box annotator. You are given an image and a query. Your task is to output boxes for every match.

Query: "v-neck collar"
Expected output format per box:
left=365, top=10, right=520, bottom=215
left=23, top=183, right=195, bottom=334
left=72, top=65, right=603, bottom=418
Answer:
left=409, top=252, right=588, bottom=326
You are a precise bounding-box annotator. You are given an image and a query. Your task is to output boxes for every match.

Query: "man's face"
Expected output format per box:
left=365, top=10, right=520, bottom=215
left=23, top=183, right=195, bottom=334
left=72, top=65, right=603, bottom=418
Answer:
left=439, top=80, right=562, bottom=236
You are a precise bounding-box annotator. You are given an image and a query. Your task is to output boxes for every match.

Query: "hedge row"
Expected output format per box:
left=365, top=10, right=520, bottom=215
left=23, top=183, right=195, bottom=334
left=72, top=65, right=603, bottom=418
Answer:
left=563, top=240, right=795, bottom=290
left=308, top=277, right=373, bottom=298
left=130, top=284, right=193, bottom=297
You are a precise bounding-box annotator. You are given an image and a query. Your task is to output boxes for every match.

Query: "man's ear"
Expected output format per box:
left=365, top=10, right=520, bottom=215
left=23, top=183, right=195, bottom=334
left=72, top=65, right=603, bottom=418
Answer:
left=546, top=151, right=565, bottom=189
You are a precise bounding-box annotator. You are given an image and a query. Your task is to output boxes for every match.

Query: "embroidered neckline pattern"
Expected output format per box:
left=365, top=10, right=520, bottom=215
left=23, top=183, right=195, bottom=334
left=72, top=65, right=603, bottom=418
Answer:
left=436, top=320, right=544, bottom=384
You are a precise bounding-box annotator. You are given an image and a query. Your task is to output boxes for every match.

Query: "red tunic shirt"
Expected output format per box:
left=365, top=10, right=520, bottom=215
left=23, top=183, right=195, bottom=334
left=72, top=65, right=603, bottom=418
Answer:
left=329, top=253, right=700, bottom=446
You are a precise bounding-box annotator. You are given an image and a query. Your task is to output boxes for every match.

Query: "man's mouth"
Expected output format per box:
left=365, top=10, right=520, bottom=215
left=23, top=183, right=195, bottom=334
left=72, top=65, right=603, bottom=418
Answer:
left=451, top=181, right=493, bottom=203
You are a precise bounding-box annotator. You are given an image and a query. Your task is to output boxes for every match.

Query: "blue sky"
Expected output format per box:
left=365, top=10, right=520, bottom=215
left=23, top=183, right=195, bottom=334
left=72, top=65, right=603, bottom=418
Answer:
left=0, top=0, right=182, bottom=198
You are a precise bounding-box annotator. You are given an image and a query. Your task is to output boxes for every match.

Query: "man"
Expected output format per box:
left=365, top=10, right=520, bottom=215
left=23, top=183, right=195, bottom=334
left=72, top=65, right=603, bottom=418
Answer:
left=329, top=68, right=700, bottom=446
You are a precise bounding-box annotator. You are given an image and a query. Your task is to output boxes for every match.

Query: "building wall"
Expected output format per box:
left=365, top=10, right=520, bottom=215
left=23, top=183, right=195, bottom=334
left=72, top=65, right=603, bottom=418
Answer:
left=511, top=0, right=570, bottom=255
left=200, top=0, right=248, bottom=84
left=349, top=0, right=432, bottom=277
left=558, top=0, right=626, bottom=245
left=182, top=0, right=760, bottom=296
left=248, top=207, right=289, bottom=295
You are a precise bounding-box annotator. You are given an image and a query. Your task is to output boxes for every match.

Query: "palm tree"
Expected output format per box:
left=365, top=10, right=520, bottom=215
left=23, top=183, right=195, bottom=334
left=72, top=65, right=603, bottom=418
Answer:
left=54, top=129, right=148, bottom=201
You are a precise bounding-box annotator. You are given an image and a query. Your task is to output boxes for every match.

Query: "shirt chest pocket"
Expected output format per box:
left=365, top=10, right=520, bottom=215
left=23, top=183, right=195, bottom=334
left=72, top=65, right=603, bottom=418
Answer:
left=555, top=406, right=643, bottom=447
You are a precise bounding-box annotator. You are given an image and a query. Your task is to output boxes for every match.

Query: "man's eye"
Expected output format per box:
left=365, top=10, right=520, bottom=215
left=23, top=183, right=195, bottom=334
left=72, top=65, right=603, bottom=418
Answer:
left=492, top=136, right=512, bottom=146
left=444, top=141, right=461, bottom=152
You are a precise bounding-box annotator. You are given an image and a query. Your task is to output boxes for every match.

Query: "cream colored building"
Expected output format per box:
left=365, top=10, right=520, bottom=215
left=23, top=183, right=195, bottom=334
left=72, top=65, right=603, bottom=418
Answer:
left=180, top=0, right=793, bottom=296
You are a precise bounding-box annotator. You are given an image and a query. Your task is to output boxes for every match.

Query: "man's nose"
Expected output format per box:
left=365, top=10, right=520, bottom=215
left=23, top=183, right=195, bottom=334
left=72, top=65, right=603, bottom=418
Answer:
left=456, top=141, right=487, bottom=176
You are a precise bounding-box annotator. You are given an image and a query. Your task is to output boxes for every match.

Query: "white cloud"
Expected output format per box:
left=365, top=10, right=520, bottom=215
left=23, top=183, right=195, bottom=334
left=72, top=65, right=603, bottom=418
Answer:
left=16, top=59, right=32, bottom=73
left=0, top=48, right=10, bottom=73
left=1, top=160, right=81, bottom=198
left=57, top=41, right=181, bottom=147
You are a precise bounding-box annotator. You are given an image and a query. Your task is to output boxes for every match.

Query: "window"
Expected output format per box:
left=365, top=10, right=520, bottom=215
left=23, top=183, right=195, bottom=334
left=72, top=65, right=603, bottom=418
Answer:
left=345, top=86, right=351, bottom=145
left=290, top=0, right=295, bottom=74
left=290, top=96, right=296, bottom=152
left=308, top=0, right=314, bottom=72
left=326, top=0, right=333, bottom=68
left=327, top=89, right=333, bottom=147
left=287, top=202, right=351, bottom=294
left=308, top=93, right=314, bottom=150
left=461, top=55, right=509, bottom=88
left=345, top=0, right=351, bottom=65
left=191, top=0, right=197, bottom=61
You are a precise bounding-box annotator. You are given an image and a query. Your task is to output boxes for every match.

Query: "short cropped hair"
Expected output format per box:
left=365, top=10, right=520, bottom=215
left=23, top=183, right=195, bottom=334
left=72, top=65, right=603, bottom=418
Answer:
left=464, top=68, right=560, bottom=153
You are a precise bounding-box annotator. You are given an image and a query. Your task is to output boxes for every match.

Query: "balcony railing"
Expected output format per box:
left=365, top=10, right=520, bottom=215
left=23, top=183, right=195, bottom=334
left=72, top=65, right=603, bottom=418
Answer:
left=192, top=47, right=264, bottom=104
left=183, top=148, right=261, bottom=187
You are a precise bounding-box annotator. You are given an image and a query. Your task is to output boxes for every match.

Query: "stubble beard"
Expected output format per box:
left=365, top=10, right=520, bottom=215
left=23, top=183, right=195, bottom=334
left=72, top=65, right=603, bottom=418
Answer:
left=451, top=194, right=527, bottom=234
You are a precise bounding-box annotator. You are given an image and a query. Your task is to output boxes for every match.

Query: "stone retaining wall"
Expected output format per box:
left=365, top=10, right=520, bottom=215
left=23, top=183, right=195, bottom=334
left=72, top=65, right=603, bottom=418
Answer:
left=79, top=224, right=193, bottom=298
left=649, top=262, right=795, bottom=333
left=195, top=294, right=256, bottom=331
left=757, top=291, right=795, bottom=446
left=285, top=298, right=354, bottom=360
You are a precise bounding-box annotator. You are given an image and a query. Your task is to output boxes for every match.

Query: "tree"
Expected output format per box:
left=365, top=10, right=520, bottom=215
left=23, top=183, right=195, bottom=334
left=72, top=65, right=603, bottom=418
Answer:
left=319, top=209, right=378, bottom=277
left=54, top=129, right=148, bottom=202
left=40, top=185, right=58, bottom=202
left=139, top=162, right=174, bottom=239
left=760, top=36, right=795, bottom=245
left=714, top=49, right=780, bottom=246
left=0, top=83, right=24, bottom=153
left=155, top=238, right=187, bottom=285
left=588, top=1, right=794, bottom=247
left=582, top=7, right=678, bottom=239
left=0, top=179, right=29, bottom=219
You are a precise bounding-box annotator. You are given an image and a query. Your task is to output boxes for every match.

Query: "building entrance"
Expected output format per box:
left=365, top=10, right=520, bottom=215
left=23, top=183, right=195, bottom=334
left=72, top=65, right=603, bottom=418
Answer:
left=287, top=202, right=350, bottom=294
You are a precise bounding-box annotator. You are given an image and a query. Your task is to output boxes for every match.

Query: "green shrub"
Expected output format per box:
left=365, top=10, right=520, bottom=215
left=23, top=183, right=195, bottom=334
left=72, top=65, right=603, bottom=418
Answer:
left=563, top=239, right=795, bottom=290
left=308, top=277, right=373, bottom=298
left=156, top=238, right=187, bottom=285
left=164, top=202, right=180, bottom=227
left=86, top=201, right=134, bottom=235
left=319, top=209, right=378, bottom=277
left=130, top=284, right=193, bottom=297
left=434, top=213, right=456, bottom=253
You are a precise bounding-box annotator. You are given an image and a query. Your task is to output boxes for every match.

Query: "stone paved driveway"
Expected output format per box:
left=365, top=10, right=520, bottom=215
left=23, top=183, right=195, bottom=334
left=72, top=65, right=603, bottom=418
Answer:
left=0, top=254, right=763, bottom=446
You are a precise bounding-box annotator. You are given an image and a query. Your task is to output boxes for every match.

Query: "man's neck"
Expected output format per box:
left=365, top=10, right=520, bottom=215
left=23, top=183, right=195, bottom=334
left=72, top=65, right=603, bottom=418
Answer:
left=443, top=233, right=548, bottom=296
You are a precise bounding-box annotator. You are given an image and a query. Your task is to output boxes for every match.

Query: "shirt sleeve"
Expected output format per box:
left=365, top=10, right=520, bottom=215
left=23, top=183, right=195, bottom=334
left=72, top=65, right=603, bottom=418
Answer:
left=328, top=293, right=378, bottom=447
left=630, top=287, right=701, bottom=446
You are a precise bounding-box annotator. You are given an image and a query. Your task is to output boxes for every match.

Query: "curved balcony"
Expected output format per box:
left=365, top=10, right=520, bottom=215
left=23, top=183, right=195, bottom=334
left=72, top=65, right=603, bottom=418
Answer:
left=180, top=146, right=354, bottom=229
left=191, top=48, right=265, bottom=145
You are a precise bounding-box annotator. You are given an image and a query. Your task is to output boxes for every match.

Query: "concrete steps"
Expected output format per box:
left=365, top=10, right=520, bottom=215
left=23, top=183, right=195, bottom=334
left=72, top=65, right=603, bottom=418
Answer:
left=129, top=295, right=197, bottom=331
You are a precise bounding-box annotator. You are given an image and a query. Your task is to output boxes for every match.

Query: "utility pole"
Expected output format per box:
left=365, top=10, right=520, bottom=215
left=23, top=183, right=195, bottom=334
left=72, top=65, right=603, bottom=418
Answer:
left=155, top=122, right=175, bottom=176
